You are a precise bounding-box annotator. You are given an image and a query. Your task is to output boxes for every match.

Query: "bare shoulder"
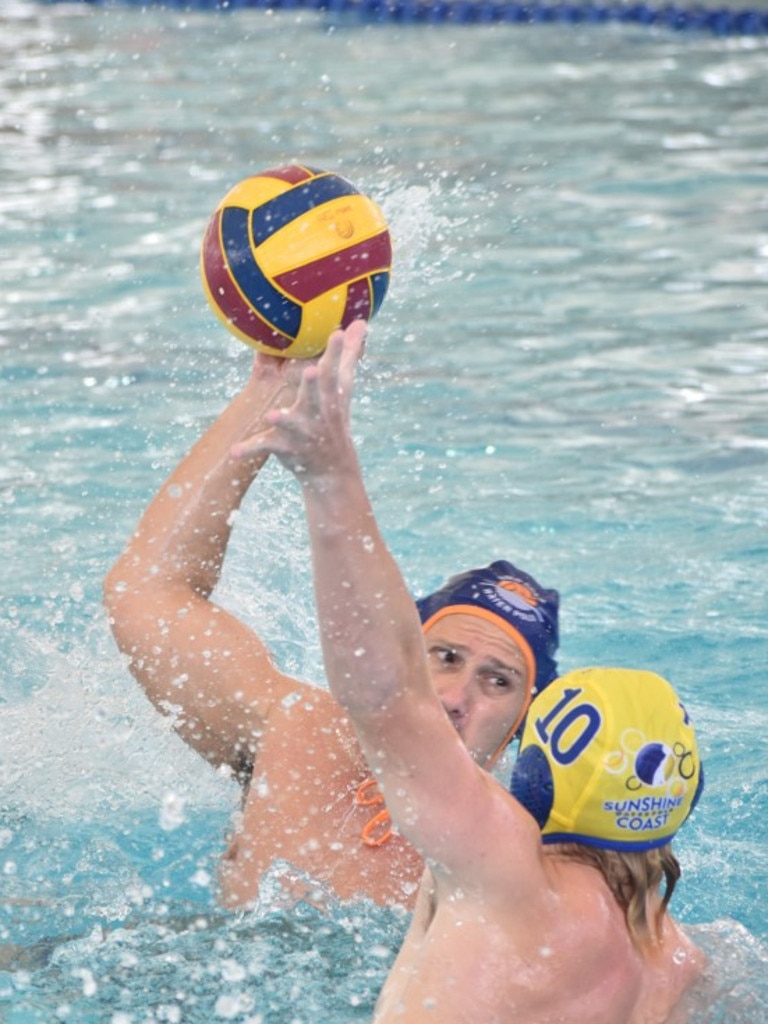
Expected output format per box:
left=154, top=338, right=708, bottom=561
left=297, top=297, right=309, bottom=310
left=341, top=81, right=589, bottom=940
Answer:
left=559, top=894, right=704, bottom=1024
left=380, top=858, right=638, bottom=1024
left=378, top=852, right=704, bottom=1024
left=533, top=857, right=702, bottom=1023
left=254, top=683, right=364, bottom=777
left=638, top=920, right=705, bottom=1024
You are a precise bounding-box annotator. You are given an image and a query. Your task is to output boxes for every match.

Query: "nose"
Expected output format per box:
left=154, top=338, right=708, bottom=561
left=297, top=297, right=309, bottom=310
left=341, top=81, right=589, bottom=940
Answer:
left=435, top=671, right=472, bottom=720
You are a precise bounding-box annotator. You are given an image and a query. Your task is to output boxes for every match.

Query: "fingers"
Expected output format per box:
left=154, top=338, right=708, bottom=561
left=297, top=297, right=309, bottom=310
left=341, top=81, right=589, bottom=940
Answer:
left=336, top=319, right=368, bottom=364
left=316, top=320, right=367, bottom=407
left=229, top=428, right=272, bottom=461
left=231, top=320, right=368, bottom=463
left=338, top=321, right=366, bottom=397
left=229, top=363, right=319, bottom=462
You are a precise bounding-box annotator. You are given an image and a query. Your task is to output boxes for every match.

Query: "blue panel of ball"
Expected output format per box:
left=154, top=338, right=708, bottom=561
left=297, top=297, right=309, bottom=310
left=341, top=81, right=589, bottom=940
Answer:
left=220, top=206, right=303, bottom=336
left=250, top=175, right=363, bottom=247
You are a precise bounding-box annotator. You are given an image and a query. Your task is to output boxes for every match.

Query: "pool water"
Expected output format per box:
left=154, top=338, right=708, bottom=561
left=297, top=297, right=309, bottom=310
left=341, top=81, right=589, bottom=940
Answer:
left=1, top=1, right=767, bottom=1020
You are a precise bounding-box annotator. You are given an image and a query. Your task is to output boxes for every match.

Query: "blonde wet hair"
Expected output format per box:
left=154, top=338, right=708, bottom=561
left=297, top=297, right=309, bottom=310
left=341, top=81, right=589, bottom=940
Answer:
left=550, top=841, right=681, bottom=946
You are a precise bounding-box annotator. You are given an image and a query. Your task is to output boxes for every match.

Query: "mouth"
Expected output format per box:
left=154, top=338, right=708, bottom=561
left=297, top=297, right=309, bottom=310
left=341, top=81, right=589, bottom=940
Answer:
left=442, top=708, right=464, bottom=736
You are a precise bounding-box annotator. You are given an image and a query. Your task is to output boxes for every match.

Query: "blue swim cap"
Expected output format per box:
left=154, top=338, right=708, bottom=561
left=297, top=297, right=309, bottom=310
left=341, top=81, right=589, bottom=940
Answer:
left=416, top=560, right=560, bottom=699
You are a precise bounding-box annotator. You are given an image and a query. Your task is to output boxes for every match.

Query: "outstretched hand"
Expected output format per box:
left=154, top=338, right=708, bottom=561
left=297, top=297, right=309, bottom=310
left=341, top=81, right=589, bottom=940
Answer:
left=230, top=320, right=368, bottom=483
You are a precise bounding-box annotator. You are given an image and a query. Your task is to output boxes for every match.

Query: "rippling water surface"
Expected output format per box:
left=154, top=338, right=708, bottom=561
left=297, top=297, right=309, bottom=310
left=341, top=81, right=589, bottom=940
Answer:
left=1, top=2, right=767, bottom=1020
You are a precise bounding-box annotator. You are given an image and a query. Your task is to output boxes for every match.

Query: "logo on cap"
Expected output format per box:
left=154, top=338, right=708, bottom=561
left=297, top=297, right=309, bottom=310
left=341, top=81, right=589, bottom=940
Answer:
left=482, top=578, right=547, bottom=625
left=601, top=729, right=697, bottom=837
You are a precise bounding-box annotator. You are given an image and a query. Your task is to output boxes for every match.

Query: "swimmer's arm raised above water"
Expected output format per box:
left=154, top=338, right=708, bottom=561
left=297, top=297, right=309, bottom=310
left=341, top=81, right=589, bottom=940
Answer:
left=242, top=323, right=546, bottom=896
left=103, top=354, right=308, bottom=776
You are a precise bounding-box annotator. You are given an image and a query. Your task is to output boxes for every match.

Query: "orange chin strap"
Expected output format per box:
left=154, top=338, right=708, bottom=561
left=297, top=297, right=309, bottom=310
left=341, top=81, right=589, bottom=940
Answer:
left=356, top=778, right=393, bottom=847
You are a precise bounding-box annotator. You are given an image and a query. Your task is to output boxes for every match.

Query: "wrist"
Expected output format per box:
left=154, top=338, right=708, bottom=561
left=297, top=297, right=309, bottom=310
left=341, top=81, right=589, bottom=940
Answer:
left=301, top=462, right=372, bottom=531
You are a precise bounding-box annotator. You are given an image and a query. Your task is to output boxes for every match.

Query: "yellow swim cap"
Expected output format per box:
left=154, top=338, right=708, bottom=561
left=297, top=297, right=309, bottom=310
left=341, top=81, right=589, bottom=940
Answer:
left=510, top=667, right=703, bottom=851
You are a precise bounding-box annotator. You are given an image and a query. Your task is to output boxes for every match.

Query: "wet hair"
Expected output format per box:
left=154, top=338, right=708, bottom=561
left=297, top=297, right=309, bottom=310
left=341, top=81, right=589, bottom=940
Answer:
left=548, top=842, right=681, bottom=946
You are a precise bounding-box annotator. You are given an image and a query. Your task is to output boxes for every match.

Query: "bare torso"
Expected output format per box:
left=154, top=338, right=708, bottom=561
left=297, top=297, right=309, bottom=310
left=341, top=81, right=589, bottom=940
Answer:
left=217, top=690, right=424, bottom=909
left=374, top=857, right=704, bottom=1024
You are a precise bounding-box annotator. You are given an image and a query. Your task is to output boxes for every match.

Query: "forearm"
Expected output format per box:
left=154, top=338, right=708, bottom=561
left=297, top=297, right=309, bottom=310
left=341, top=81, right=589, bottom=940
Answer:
left=106, top=367, right=290, bottom=602
left=301, top=465, right=427, bottom=716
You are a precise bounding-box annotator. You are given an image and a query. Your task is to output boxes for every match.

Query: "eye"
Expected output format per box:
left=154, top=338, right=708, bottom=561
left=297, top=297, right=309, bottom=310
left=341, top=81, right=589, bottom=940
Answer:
left=480, top=668, right=525, bottom=697
left=428, top=644, right=460, bottom=667
left=485, top=672, right=512, bottom=692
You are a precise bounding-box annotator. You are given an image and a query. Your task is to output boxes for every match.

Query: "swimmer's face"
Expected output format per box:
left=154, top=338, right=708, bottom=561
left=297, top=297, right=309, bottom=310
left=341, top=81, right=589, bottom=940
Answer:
left=423, top=612, right=532, bottom=767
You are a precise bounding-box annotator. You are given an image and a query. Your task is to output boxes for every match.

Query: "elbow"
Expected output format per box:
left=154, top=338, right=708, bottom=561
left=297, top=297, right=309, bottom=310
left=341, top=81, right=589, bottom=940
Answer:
left=102, top=559, right=127, bottom=620
left=102, top=559, right=156, bottom=672
left=102, top=564, right=127, bottom=653
left=102, top=553, right=142, bottom=644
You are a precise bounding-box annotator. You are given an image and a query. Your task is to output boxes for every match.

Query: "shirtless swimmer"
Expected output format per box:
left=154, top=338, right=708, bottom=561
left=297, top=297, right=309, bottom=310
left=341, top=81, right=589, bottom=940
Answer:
left=241, top=319, right=706, bottom=1024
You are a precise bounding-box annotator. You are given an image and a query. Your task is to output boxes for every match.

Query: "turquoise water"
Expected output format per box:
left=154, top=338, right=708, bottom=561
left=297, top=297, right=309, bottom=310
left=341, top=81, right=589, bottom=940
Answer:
left=2, top=1, right=768, bottom=1020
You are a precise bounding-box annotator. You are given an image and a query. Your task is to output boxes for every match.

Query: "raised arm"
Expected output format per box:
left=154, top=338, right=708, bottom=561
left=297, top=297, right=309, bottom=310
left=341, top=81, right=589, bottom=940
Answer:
left=239, top=324, right=544, bottom=887
left=103, top=354, right=309, bottom=777
left=232, top=325, right=424, bottom=716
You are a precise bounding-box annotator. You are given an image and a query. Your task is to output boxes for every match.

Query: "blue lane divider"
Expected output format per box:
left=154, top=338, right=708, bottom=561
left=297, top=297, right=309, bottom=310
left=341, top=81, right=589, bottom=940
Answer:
left=45, top=0, right=768, bottom=34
